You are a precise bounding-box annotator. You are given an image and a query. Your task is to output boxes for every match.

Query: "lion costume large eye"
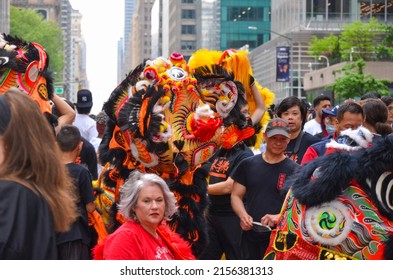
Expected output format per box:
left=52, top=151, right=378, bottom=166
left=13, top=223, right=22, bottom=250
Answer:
left=167, top=67, right=187, bottom=81
left=304, top=201, right=353, bottom=246
left=215, top=81, right=238, bottom=118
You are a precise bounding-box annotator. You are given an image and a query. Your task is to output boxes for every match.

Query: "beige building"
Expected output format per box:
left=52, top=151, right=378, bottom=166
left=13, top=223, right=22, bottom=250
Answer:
left=11, top=0, right=59, bottom=22
left=124, top=0, right=154, bottom=70
left=162, top=0, right=197, bottom=60
left=304, top=61, right=393, bottom=99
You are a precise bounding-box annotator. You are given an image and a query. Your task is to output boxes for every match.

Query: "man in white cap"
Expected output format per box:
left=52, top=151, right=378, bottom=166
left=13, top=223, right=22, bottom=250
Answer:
left=230, top=118, right=299, bottom=260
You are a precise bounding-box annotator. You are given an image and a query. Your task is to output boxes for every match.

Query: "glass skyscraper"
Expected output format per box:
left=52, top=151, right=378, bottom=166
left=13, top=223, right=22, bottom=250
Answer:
left=220, top=0, right=271, bottom=50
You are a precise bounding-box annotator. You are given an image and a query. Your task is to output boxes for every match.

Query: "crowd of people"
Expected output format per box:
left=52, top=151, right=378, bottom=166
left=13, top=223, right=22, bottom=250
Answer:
left=0, top=35, right=392, bottom=260
left=2, top=82, right=392, bottom=260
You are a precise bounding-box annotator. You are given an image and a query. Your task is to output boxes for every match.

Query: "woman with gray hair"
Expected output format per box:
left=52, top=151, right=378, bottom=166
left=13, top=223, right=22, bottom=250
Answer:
left=93, top=171, right=195, bottom=260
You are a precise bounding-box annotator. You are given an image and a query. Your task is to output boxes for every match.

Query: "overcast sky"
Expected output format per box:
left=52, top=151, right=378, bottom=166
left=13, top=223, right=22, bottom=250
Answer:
left=69, top=0, right=124, bottom=115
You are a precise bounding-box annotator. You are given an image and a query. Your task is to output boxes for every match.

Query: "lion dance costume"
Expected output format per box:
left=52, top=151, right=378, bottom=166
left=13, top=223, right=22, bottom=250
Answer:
left=264, top=129, right=393, bottom=260
left=0, top=34, right=54, bottom=121
left=95, top=50, right=274, bottom=256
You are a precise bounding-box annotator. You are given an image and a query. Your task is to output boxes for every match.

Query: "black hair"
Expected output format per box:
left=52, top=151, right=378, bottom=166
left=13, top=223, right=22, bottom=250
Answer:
left=56, top=125, right=82, bottom=152
left=381, top=95, right=393, bottom=107
left=362, top=98, right=393, bottom=136
left=76, top=106, right=92, bottom=114
left=360, top=92, right=381, bottom=100
left=313, top=95, right=331, bottom=107
left=276, top=96, right=307, bottom=126
left=51, top=98, right=75, bottom=118
left=336, top=102, right=363, bottom=121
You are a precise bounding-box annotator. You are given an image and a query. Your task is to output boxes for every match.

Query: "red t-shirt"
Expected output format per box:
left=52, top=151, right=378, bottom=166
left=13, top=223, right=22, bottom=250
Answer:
left=101, top=220, right=175, bottom=260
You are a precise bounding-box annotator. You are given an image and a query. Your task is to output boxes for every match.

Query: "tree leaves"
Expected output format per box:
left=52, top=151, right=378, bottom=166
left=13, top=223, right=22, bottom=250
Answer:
left=10, top=6, right=64, bottom=82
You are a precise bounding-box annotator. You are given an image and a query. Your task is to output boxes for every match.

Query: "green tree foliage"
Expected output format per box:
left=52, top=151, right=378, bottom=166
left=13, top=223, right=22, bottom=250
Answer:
left=308, top=18, right=392, bottom=62
left=10, top=6, right=64, bottom=81
left=309, top=33, right=339, bottom=57
left=377, top=25, right=393, bottom=61
left=340, top=18, right=385, bottom=61
left=309, top=33, right=341, bottom=64
left=329, top=60, right=389, bottom=99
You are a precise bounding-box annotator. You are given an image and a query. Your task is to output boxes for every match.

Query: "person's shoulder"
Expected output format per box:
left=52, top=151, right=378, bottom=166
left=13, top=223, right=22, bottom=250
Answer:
left=67, top=162, right=87, bottom=172
left=310, top=136, right=331, bottom=148
left=242, top=153, right=260, bottom=163
left=239, top=144, right=254, bottom=156
left=283, top=157, right=299, bottom=167
left=0, top=180, right=23, bottom=189
left=67, top=162, right=92, bottom=180
left=304, top=118, right=318, bottom=130
left=0, top=180, right=35, bottom=194
left=304, top=118, right=316, bottom=128
left=0, top=180, right=45, bottom=207
left=302, top=131, right=321, bottom=144
left=81, top=137, right=95, bottom=149
left=111, top=221, right=139, bottom=238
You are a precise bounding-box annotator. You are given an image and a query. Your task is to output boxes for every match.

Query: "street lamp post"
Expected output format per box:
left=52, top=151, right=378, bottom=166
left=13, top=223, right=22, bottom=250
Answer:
left=248, top=26, right=293, bottom=97
left=318, top=55, right=330, bottom=67
left=350, top=47, right=358, bottom=62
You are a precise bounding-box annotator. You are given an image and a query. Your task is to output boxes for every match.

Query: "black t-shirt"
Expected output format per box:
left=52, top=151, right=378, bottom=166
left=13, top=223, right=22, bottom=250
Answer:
left=80, top=137, right=98, bottom=180
left=56, top=163, right=95, bottom=246
left=207, top=144, right=254, bottom=215
left=0, top=180, right=58, bottom=259
left=231, top=155, right=298, bottom=221
left=284, top=132, right=320, bottom=164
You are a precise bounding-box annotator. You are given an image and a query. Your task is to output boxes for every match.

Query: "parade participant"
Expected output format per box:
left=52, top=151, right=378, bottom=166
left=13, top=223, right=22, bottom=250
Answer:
left=314, top=105, right=339, bottom=139
left=95, top=51, right=274, bottom=257
left=199, top=100, right=256, bottom=260
left=56, top=125, right=96, bottom=259
left=50, top=95, right=76, bottom=135
left=0, top=88, right=77, bottom=259
left=264, top=126, right=393, bottom=260
left=52, top=99, right=98, bottom=180
left=303, top=95, right=331, bottom=136
left=359, top=98, right=393, bottom=138
left=301, top=102, right=363, bottom=165
left=231, top=118, right=298, bottom=259
left=381, top=96, right=393, bottom=126
left=93, top=171, right=195, bottom=260
left=0, top=34, right=54, bottom=120
left=276, top=96, right=320, bottom=164
left=73, top=89, right=98, bottom=142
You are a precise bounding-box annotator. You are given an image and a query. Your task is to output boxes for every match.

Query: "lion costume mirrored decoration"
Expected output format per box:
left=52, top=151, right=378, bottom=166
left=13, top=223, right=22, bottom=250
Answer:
left=95, top=51, right=274, bottom=256
left=264, top=134, right=393, bottom=260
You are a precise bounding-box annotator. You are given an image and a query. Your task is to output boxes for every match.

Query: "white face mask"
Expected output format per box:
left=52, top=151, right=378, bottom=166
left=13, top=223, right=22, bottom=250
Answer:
left=326, top=124, right=336, bottom=136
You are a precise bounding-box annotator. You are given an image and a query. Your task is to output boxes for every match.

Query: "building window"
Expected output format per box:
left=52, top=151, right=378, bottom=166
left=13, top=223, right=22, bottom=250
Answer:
left=182, top=0, right=194, bottom=3
left=181, top=25, right=196, bottom=34
left=228, top=7, right=264, bottom=22
left=359, top=0, right=393, bottom=21
left=181, top=40, right=196, bottom=50
left=182, top=9, right=196, bottom=19
left=36, top=9, right=48, bottom=20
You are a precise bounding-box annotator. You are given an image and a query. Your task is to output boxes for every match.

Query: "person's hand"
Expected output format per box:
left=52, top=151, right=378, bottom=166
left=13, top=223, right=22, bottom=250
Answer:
left=239, top=214, right=253, bottom=231
left=261, top=214, right=280, bottom=228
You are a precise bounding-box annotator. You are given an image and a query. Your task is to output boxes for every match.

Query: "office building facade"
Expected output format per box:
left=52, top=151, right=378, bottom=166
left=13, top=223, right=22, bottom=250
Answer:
left=250, top=0, right=393, bottom=104
left=219, top=0, right=271, bottom=51
left=0, top=0, right=10, bottom=34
